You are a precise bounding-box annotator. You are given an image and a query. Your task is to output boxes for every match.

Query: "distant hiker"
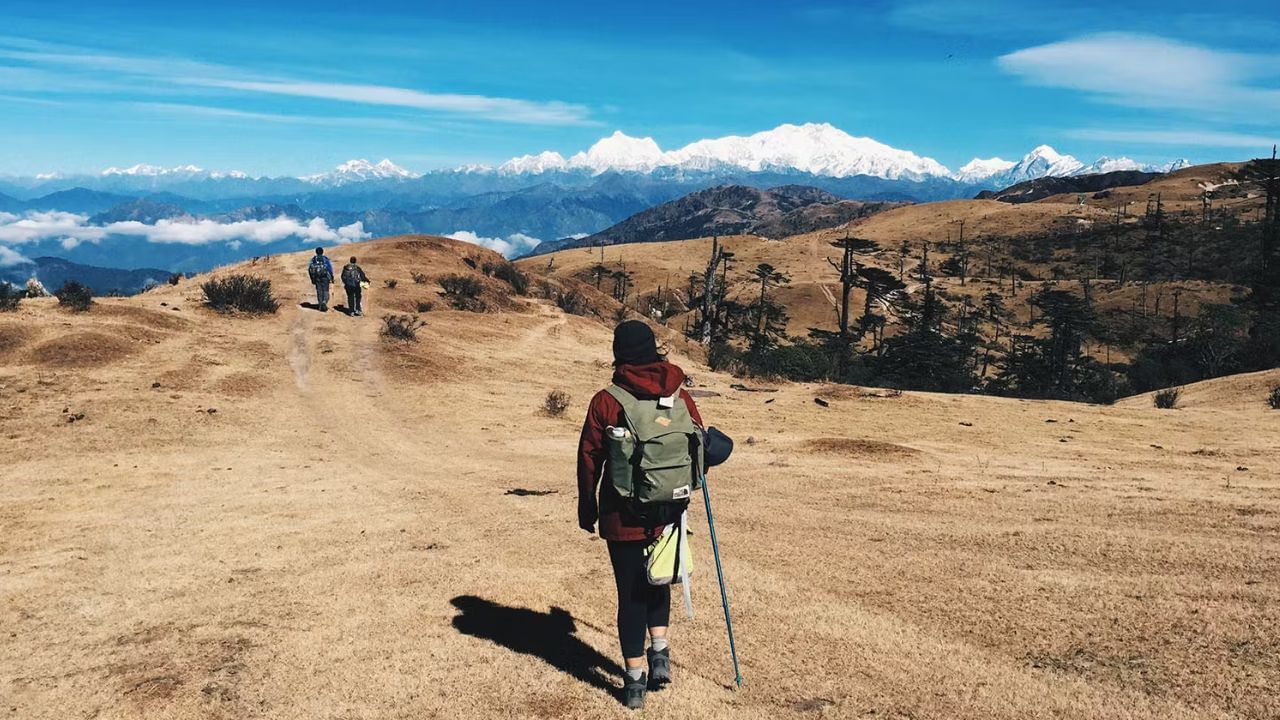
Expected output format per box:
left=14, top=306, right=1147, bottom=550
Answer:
left=578, top=320, right=706, bottom=709
left=341, top=256, right=370, bottom=316
left=307, top=247, right=335, bottom=311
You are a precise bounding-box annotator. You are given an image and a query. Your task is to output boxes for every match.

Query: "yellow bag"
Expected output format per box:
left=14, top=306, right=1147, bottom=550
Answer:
left=645, top=521, right=692, bottom=586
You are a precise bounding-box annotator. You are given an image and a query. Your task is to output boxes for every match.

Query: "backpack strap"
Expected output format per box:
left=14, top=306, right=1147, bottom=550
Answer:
left=605, top=384, right=637, bottom=429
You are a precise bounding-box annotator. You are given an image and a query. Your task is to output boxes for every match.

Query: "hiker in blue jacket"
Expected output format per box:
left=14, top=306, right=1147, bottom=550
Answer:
left=307, top=247, right=335, bottom=311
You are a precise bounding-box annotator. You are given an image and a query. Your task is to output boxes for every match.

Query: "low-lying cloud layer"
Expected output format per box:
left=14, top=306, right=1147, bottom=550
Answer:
left=0, top=245, right=31, bottom=267
left=0, top=211, right=369, bottom=248
left=445, top=230, right=542, bottom=258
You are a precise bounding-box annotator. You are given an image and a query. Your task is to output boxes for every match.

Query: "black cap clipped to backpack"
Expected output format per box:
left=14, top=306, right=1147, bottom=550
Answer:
left=704, top=426, right=733, bottom=469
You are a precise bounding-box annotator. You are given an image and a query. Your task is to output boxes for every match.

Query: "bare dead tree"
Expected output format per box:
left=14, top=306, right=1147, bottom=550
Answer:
left=700, top=236, right=727, bottom=345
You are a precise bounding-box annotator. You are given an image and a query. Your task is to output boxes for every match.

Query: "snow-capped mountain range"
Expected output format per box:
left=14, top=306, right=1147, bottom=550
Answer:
left=496, top=124, right=952, bottom=180
left=492, top=124, right=1189, bottom=186
left=100, top=164, right=250, bottom=180
left=301, top=158, right=421, bottom=185
left=6, top=122, right=1190, bottom=191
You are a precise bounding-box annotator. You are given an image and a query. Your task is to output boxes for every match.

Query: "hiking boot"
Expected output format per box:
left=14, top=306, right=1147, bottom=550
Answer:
left=623, top=672, right=647, bottom=710
left=647, top=647, right=671, bottom=688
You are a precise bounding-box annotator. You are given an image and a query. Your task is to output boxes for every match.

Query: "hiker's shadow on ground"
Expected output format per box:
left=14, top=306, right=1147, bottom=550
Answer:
left=450, top=595, right=621, bottom=699
left=299, top=302, right=322, bottom=311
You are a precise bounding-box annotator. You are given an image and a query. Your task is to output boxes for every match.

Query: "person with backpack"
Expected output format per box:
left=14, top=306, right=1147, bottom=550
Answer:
left=577, top=320, right=705, bottom=710
left=307, top=248, right=335, bottom=312
left=341, top=256, right=370, bottom=316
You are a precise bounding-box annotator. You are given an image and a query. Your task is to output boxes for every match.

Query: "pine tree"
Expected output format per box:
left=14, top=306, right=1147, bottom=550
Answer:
left=747, top=263, right=790, bottom=351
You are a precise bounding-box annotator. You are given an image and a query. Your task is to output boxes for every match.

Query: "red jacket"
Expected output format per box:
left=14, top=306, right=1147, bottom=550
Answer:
left=577, top=361, right=704, bottom=542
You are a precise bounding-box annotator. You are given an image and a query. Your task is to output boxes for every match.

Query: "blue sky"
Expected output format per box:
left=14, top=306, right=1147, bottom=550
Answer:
left=1, top=0, right=1278, bottom=176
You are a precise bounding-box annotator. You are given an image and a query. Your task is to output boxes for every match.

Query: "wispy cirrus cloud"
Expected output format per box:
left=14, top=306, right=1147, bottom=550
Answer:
left=130, top=102, right=434, bottom=132
left=998, top=34, right=1280, bottom=118
left=188, top=78, right=593, bottom=126
left=0, top=36, right=596, bottom=126
left=1065, top=127, right=1278, bottom=148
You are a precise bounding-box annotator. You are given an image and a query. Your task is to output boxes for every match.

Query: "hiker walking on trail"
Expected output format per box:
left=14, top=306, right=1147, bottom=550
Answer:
left=341, top=256, right=370, bottom=316
left=578, top=320, right=705, bottom=710
left=307, top=247, right=335, bottom=312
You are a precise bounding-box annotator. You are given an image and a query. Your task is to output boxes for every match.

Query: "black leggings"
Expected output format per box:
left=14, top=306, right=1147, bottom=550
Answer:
left=607, top=540, right=670, bottom=659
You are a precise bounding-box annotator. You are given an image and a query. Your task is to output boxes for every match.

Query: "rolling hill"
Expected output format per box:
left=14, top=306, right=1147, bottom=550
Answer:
left=531, top=185, right=903, bottom=255
left=1, top=233, right=1276, bottom=719
left=0, top=256, right=174, bottom=295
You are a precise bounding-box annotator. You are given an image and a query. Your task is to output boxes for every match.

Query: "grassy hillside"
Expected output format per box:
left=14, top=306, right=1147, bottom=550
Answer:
left=2, top=234, right=1278, bottom=719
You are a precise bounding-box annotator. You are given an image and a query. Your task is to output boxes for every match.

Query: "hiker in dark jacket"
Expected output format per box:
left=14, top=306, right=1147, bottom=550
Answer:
left=307, top=247, right=335, bottom=312
left=578, top=320, right=704, bottom=709
left=341, top=257, right=370, bottom=316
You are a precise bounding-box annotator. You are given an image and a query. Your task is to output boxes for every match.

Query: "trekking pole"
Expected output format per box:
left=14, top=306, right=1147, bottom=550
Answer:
left=701, top=472, right=743, bottom=689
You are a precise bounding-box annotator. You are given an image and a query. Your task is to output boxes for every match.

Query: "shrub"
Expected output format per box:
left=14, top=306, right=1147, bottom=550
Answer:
left=168, top=273, right=182, bottom=286
left=384, top=279, right=399, bottom=289
left=1268, top=386, right=1280, bottom=410
left=440, top=274, right=482, bottom=297
left=381, top=314, right=424, bottom=341
left=440, top=274, right=486, bottom=311
left=555, top=289, right=588, bottom=316
left=55, top=281, right=93, bottom=311
left=1154, top=387, right=1180, bottom=409
left=480, top=261, right=496, bottom=277
left=201, top=275, right=279, bottom=314
left=707, top=340, right=740, bottom=372
left=416, top=300, right=435, bottom=313
left=0, top=283, right=21, bottom=311
left=411, top=271, right=428, bottom=284
left=493, top=261, right=530, bottom=295
left=542, top=389, right=571, bottom=416
left=743, top=342, right=833, bottom=382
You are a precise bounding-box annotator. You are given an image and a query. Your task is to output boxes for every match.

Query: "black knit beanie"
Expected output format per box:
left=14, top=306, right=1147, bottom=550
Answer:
left=612, top=320, right=659, bottom=366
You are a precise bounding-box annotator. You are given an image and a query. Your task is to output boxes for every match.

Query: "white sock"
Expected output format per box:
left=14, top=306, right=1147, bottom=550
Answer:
left=650, top=635, right=668, bottom=653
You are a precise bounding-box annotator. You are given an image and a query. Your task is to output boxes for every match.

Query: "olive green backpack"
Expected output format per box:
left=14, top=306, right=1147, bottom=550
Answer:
left=604, top=384, right=704, bottom=515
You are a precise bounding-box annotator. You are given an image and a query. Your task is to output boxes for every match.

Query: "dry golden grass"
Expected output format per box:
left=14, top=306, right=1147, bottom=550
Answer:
left=1038, top=162, right=1261, bottom=216
left=2, top=235, right=1277, bottom=719
left=523, top=185, right=1246, bottom=349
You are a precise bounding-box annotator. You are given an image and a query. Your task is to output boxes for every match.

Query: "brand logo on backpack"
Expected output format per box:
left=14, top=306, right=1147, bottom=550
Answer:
left=671, top=485, right=690, bottom=500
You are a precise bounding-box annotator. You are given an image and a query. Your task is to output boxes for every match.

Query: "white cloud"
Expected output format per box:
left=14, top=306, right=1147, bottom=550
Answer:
left=998, top=34, right=1280, bottom=117
left=1065, top=128, right=1279, bottom=148
left=192, top=79, right=594, bottom=126
left=131, top=102, right=430, bottom=132
left=445, top=230, right=542, bottom=258
left=0, top=245, right=31, bottom=266
left=0, top=38, right=595, bottom=126
left=0, top=211, right=106, bottom=244
left=0, top=211, right=370, bottom=247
